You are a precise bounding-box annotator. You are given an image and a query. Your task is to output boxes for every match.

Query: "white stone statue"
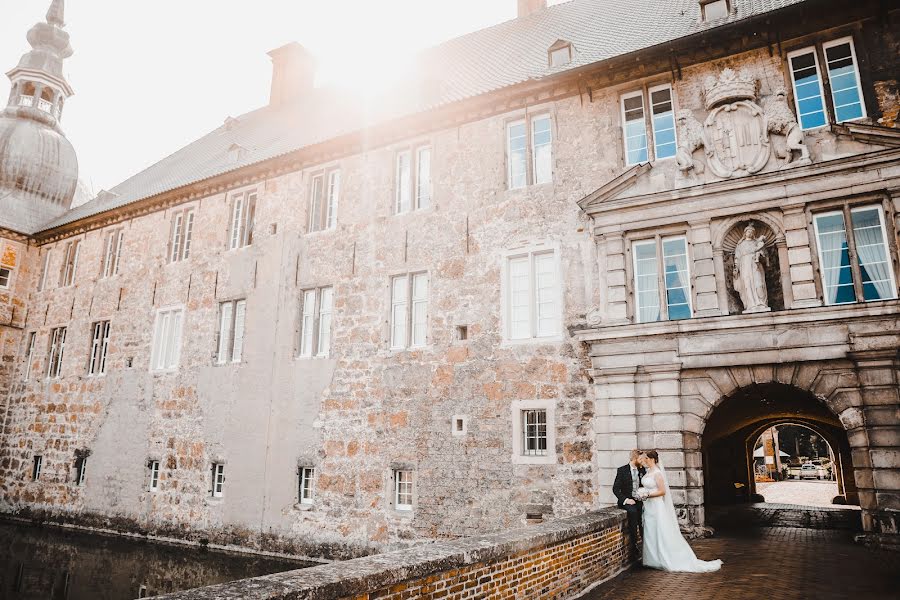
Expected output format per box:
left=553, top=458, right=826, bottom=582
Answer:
left=732, top=224, right=770, bottom=313
left=765, top=87, right=810, bottom=165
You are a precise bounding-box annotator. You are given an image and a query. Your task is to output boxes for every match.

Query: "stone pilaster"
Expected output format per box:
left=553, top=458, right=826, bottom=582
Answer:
left=782, top=205, right=822, bottom=309
left=601, top=233, right=629, bottom=324
left=689, top=221, right=719, bottom=317
left=592, top=366, right=638, bottom=506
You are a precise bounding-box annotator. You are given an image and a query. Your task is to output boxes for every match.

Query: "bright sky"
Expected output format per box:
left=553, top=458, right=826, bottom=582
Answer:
left=0, top=1, right=564, bottom=196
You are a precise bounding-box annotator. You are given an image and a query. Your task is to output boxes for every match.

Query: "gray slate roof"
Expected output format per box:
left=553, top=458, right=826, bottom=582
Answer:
left=37, top=0, right=809, bottom=232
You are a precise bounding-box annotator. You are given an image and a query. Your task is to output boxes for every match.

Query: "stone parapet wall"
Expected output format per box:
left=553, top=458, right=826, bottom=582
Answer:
left=155, top=510, right=629, bottom=600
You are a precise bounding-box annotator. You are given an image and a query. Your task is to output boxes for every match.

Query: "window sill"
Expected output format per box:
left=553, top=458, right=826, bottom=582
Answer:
left=305, top=227, right=337, bottom=236
left=296, top=354, right=332, bottom=361
left=151, top=368, right=180, bottom=375
left=512, top=454, right=557, bottom=466
left=294, top=502, right=315, bottom=511
left=392, top=507, right=414, bottom=518
left=500, top=335, right=564, bottom=348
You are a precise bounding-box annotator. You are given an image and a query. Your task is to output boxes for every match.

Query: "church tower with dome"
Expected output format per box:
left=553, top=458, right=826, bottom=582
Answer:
left=0, top=0, right=78, bottom=234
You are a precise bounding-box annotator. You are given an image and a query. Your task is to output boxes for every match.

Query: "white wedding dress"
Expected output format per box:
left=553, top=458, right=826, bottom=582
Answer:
left=640, top=465, right=722, bottom=573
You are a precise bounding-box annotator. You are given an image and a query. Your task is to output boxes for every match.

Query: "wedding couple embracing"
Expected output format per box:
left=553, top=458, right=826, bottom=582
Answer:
left=613, top=449, right=722, bottom=573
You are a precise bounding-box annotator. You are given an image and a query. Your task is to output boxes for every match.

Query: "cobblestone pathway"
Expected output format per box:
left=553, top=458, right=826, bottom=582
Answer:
left=755, top=480, right=838, bottom=507
left=584, top=516, right=898, bottom=599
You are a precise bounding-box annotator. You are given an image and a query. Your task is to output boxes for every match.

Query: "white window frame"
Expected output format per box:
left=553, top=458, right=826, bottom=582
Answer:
left=169, top=209, right=195, bottom=263
left=148, top=460, right=160, bottom=492
left=101, top=229, right=124, bottom=278
left=298, top=287, right=334, bottom=358
left=390, top=273, right=429, bottom=350
left=46, top=326, right=66, bottom=379
left=395, top=147, right=432, bottom=214
left=812, top=203, right=897, bottom=306
left=549, top=44, right=572, bottom=68
left=393, top=469, right=414, bottom=511
left=211, top=463, right=225, bottom=498
left=0, top=266, right=10, bottom=289
left=88, top=320, right=111, bottom=376
left=59, top=240, right=80, bottom=287
left=229, top=190, right=257, bottom=249
left=507, top=114, right=553, bottom=189
left=631, top=235, right=693, bottom=324
left=511, top=399, right=556, bottom=465
left=23, top=331, right=37, bottom=381
left=298, top=466, right=315, bottom=505
left=822, top=36, right=867, bottom=123
left=309, top=170, right=340, bottom=232
left=38, top=251, right=51, bottom=291
left=787, top=45, right=829, bottom=132
left=701, top=0, right=729, bottom=21
left=648, top=83, right=677, bottom=161
left=216, top=299, right=246, bottom=364
left=620, top=90, right=649, bottom=166
left=150, top=306, right=185, bottom=372
left=501, top=244, right=562, bottom=344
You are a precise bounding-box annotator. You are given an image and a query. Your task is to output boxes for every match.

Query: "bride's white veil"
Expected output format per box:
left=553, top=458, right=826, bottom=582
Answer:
left=656, top=462, right=680, bottom=525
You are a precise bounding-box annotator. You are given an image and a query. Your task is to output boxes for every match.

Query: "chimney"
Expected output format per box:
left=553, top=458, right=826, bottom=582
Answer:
left=517, top=0, right=547, bottom=18
left=268, top=43, right=316, bottom=108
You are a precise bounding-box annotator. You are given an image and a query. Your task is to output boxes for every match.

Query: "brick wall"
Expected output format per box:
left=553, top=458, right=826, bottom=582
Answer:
left=155, top=509, right=630, bottom=600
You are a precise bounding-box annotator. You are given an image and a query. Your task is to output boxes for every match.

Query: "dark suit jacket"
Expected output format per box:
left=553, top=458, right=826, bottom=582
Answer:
left=613, top=464, right=647, bottom=508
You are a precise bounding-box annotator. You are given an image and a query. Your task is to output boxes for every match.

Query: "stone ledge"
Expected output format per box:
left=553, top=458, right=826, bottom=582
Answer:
left=156, top=509, right=627, bottom=599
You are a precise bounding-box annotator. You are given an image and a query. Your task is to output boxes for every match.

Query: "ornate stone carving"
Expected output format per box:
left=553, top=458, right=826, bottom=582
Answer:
left=731, top=223, right=770, bottom=313
left=765, top=87, right=811, bottom=165
left=586, top=307, right=603, bottom=326
left=702, top=69, right=770, bottom=178
left=675, top=110, right=705, bottom=174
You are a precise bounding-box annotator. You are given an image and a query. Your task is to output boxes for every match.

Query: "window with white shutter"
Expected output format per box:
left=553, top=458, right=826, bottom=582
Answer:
left=390, top=273, right=428, bottom=349
left=216, top=300, right=246, bottom=364
left=298, top=287, right=334, bottom=358
left=504, top=249, right=560, bottom=342
left=150, top=308, right=184, bottom=371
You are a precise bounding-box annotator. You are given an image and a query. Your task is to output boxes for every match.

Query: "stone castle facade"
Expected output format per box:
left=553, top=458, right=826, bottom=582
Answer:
left=1, top=0, right=898, bottom=558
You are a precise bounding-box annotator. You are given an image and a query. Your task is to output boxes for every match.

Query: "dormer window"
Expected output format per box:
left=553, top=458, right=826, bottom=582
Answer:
left=548, top=40, right=573, bottom=68
left=228, top=143, right=247, bottom=163
left=700, top=0, right=729, bottom=21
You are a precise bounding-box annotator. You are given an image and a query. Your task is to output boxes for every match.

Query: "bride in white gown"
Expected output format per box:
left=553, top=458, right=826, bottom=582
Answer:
left=636, top=450, right=723, bottom=573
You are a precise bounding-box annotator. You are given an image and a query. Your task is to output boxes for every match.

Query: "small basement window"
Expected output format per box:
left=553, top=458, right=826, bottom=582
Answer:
left=299, top=467, right=315, bottom=505
left=32, top=455, right=43, bottom=481
left=148, top=460, right=160, bottom=492
left=452, top=415, right=468, bottom=436
left=211, top=463, right=225, bottom=497
left=74, top=456, right=87, bottom=486
left=456, top=325, right=469, bottom=341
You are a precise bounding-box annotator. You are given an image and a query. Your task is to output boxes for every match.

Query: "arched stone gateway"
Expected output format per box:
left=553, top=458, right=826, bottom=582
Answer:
left=588, top=351, right=900, bottom=538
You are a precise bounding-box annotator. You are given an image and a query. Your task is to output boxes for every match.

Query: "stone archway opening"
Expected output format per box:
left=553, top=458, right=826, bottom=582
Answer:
left=751, top=423, right=845, bottom=507
left=701, top=382, right=861, bottom=529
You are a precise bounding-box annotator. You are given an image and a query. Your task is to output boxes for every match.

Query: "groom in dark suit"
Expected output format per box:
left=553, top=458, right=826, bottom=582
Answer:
left=613, top=449, right=646, bottom=556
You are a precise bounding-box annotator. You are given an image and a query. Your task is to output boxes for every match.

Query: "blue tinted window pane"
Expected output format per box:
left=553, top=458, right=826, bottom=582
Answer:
left=667, top=303, right=691, bottom=321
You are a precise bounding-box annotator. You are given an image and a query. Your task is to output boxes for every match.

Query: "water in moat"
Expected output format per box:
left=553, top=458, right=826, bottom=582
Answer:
left=0, top=520, right=316, bottom=599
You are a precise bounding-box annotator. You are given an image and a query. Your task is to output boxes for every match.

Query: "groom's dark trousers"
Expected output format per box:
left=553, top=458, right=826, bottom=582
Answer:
left=613, top=464, right=646, bottom=553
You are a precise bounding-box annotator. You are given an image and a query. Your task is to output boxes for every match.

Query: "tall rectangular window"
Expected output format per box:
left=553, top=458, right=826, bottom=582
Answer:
left=309, top=171, right=339, bottom=232
left=521, top=409, right=548, bottom=456
left=74, top=457, right=87, bottom=486
left=505, top=250, right=559, bottom=341
left=394, top=470, right=413, bottom=511
left=101, top=229, right=124, bottom=278
left=169, top=209, right=194, bottom=263
left=649, top=85, right=677, bottom=160
left=621, top=92, right=648, bottom=165
left=823, top=38, right=866, bottom=123
left=396, top=151, right=412, bottom=213
left=531, top=115, right=552, bottom=184
left=416, top=147, right=432, bottom=209
left=390, top=273, right=428, bottom=349
left=633, top=236, right=692, bottom=323
left=58, top=240, right=80, bottom=287
left=148, top=460, right=160, bottom=492
left=507, top=115, right=552, bottom=189
left=814, top=204, right=896, bottom=305
left=32, top=455, right=42, bottom=481
left=88, top=321, right=111, bottom=376
left=150, top=308, right=184, bottom=371
left=23, top=331, right=37, bottom=381
left=211, top=463, right=225, bottom=498
left=299, top=467, right=315, bottom=505
left=0, top=267, right=9, bottom=288
left=216, top=300, right=246, bottom=364
left=788, top=48, right=827, bottom=130
left=38, top=251, right=51, bottom=291
left=298, top=287, right=333, bottom=357
left=47, top=326, right=67, bottom=378
left=229, top=191, right=256, bottom=248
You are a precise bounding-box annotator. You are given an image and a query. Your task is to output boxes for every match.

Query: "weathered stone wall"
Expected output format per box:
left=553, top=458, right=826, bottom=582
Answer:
left=154, top=509, right=629, bottom=600
left=1, top=14, right=899, bottom=557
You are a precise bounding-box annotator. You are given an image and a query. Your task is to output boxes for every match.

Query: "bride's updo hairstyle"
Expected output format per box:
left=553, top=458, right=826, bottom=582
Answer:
left=644, top=450, right=660, bottom=463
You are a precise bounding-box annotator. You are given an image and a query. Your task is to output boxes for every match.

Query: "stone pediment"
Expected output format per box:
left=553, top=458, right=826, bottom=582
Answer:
left=576, top=163, right=651, bottom=212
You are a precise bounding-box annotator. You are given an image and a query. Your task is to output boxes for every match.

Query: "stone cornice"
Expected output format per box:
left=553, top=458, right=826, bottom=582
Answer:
left=585, top=148, right=900, bottom=230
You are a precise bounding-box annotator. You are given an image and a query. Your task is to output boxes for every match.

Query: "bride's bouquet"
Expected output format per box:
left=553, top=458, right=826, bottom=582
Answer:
left=636, top=487, right=651, bottom=500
